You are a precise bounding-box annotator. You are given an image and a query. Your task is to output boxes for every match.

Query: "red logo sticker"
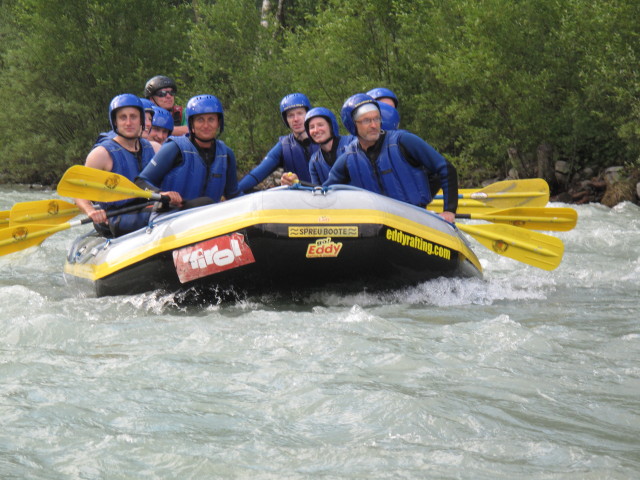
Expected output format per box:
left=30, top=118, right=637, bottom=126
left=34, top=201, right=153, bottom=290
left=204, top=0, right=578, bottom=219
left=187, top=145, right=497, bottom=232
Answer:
left=305, top=237, right=343, bottom=258
left=173, top=232, right=255, bottom=283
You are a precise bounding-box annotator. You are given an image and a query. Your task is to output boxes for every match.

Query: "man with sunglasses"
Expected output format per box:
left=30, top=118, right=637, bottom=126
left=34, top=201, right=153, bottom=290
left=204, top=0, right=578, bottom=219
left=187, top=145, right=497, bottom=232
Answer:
left=144, top=75, right=188, bottom=136
left=323, top=93, right=458, bottom=224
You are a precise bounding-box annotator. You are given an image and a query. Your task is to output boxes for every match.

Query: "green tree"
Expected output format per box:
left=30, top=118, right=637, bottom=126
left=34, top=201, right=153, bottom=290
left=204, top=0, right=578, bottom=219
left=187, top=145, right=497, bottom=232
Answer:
left=397, top=0, right=640, bottom=182
left=281, top=0, right=403, bottom=116
left=184, top=0, right=291, bottom=173
left=1, top=0, right=639, bottom=187
left=0, top=0, right=189, bottom=183
left=564, top=0, right=640, bottom=168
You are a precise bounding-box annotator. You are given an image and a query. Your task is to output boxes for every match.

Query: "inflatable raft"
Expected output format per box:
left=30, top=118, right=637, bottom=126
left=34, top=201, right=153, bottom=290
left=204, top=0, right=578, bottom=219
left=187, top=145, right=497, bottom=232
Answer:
left=64, top=185, right=483, bottom=297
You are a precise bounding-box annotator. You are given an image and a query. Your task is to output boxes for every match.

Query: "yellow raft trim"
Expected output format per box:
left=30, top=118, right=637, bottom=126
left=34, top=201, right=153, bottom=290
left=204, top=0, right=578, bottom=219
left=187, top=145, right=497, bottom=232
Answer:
left=64, top=208, right=482, bottom=281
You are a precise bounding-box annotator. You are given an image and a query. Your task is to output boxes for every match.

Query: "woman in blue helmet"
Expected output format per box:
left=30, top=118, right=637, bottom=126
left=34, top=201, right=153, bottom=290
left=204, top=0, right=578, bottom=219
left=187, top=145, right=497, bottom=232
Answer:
left=324, top=93, right=459, bottom=224
left=136, top=94, right=241, bottom=209
left=304, top=107, right=356, bottom=185
left=237, top=93, right=319, bottom=192
left=148, top=106, right=174, bottom=144
left=75, top=94, right=171, bottom=237
left=140, top=98, right=156, bottom=140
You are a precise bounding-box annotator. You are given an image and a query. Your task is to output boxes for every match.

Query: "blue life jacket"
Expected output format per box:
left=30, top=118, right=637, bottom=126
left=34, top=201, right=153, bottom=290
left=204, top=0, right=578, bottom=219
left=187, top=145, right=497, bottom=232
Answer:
left=104, top=209, right=152, bottom=237
left=94, top=137, right=155, bottom=236
left=160, top=135, right=231, bottom=202
left=94, top=130, right=116, bottom=145
left=344, top=130, right=433, bottom=206
left=96, top=138, right=154, bottom=210
left=309, top=135, right=355, bottom=185
left=279, top=133, right=319, bottom=183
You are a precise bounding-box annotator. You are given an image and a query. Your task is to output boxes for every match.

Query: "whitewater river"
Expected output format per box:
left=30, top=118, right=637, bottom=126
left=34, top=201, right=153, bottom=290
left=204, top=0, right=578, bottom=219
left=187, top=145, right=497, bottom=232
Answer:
left=1, top=185, right=638, bottom=479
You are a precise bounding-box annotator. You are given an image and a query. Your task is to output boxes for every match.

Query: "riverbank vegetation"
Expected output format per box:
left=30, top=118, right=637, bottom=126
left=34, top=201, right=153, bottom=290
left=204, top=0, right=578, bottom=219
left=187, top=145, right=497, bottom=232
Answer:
left=1, top=0, right=638, bottom=189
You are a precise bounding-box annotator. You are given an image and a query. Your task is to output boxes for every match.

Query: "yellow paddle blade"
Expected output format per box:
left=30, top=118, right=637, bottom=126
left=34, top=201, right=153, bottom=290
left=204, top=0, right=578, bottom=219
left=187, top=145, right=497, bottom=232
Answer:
left=458, top=223, right=564, bottom=271
left=471, top=178, right=549, bottom=204
left=57, top=165, right=157, bottom=202
left=0, top=210, right=9, bottom=227
left=457, top=207, right=578, bottom=232
left=430, top=178, right=550, bottom=211
left=0, top=200, right=155, bottom=256
left=0, top=223, right=73, bottom=256
left=10, top=199, right=80, bottom=225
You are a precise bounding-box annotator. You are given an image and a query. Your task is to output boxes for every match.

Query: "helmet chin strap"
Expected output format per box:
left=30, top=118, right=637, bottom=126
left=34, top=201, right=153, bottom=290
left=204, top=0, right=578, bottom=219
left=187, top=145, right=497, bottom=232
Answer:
left=293, top=130, right=308, bottom=142
left=319, top=135, right=334, bottom=146
left=190, top=126, right=215, bottom=146
left=119, top=132, right=140, bottom=141
left=116, top=136, right=140, bottom=154
left=320, top=126, right=337, bottom=146
left=193, top=135, right=214, bottom=145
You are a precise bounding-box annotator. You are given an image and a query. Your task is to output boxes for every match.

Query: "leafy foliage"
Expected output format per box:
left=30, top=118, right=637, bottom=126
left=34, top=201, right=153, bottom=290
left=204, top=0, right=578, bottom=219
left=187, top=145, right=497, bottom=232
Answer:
left=183, top=0, right=285, bottom=172
left=0, top=0, right=190, bottom=183
left=0, top=0, right=638, bottom=185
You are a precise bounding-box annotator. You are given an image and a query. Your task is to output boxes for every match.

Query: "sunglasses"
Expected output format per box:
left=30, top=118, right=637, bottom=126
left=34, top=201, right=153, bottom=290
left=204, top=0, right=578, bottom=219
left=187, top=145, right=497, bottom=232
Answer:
left=154, top=90, right=176, bottom=98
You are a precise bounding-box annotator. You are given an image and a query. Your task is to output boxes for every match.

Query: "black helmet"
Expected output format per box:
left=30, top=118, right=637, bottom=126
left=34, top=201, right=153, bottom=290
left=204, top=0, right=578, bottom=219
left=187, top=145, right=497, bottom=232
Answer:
left=144, top=75, right=177, bottom=98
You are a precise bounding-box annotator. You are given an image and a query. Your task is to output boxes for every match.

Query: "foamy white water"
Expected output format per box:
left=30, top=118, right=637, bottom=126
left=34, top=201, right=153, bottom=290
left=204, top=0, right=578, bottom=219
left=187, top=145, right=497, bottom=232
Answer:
left=1, top=187, right=639, bottom=479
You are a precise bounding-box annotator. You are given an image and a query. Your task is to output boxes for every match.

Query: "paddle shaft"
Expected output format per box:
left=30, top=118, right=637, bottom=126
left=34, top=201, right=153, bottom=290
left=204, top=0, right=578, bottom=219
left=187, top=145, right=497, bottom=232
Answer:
left=71, top=201, right=155, bottom=228
left=435, top=191, right=549, bottom=201
left=456, top=213, right=571, bottom=223
left=455, top=207, right=577, bottom=231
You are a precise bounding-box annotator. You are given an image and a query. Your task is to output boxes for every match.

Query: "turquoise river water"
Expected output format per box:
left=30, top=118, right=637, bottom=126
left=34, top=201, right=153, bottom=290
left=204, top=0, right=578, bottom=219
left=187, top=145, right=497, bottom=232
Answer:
left=1, top=186, right=639, bottom=479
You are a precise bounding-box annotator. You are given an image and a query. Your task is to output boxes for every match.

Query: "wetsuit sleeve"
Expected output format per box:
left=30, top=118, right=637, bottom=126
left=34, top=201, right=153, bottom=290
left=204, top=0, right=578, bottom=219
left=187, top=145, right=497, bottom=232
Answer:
left=237, top=142, right=284, bottom=193
left=136, top=141, right=181, bottom=190
left=399, top=132, right=458, bottom=213
left=322, top=153, right=351, bottom=187
left=224, top=148, right=242, bottom=199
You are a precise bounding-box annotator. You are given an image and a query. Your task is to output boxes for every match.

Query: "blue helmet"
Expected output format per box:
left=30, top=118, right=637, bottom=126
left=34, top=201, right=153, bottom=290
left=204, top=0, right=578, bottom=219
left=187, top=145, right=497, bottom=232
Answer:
left=340, top=93, right=380, bottom=136
left=109, top=93, right=145, bottom=134
left=366, top=87, right=398, bottom=108
left=186, top=94, right=224, bottom=133
left=304, top=107, right=340, bottom=142
left=279, top=93, right=311, bottom=128
left=151, top=106, right=174, bottom=132
left=379, top=102, right=400, bottom=131
left=139, top=97, right=155, bottom=114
